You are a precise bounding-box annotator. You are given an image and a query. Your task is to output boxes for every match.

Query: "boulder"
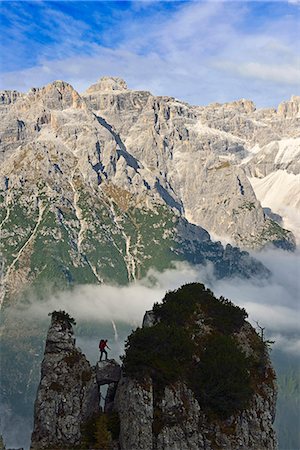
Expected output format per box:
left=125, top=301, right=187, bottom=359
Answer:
left=96, top=359, right=121, bottom=386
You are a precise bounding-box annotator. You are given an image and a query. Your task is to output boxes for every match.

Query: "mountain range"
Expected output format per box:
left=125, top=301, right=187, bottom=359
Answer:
left=0, top=76, right=299, bottom=449
left=0, top=77, right=298, bottom=308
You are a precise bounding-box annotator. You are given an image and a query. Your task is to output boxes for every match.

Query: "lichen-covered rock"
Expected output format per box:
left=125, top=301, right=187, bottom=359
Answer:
left=159, top=382, right=277, bottom=450
left=96, top=359, right=121, bottom=386
left=114, top=376, right=153, bottom=450
left=30, top=312, right=99, bottom=450
left=115, top=376, right=277, bottom=450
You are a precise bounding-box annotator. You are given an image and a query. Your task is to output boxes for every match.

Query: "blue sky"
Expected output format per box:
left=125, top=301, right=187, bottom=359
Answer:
left=0, top=0, right=299, bottom=107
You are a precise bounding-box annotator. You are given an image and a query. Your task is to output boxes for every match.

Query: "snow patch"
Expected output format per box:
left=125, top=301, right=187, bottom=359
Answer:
left=249, top=170, right=300, bottom=242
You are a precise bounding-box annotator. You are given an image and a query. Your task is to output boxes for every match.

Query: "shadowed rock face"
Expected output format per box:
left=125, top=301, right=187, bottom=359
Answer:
left=30, top=313, right=99, bottom=450
left=96, top=359, right=121, bottom=386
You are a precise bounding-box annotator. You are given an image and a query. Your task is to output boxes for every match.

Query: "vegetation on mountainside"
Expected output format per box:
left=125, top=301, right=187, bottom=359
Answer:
left=122, top=283, right=270, bottom=419
left=81, top=411, right=120, bottom=449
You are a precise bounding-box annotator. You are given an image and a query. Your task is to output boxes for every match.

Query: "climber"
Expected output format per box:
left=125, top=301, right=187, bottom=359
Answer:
left=99, top=339, right=110, bottom=361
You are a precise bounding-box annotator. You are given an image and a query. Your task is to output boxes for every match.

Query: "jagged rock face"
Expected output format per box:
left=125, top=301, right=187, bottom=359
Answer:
left=0, top=78, right=276, bottom=309
left=245, top=137, right=300, bottom=178
left=115, top=359, right=277, bottom=450
left=86, top=76, right=128, bottom=93
left=0, top=77, right=295, bottom=283
left=153, top=381, right=276, bottom=450
left=277, top=95, right=300, bottom=119
left=114, top=377, right=154, bottom=450
left=30, top=314, right=99, bottom=450
left=82, top=78, right=296, bottom=249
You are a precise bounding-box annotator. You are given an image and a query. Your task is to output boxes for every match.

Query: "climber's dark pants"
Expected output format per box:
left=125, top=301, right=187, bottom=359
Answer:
left=100, top=349, right=107, bottom=361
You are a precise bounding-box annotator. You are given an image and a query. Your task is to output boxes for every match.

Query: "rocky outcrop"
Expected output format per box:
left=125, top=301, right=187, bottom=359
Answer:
left=30, top=312, right=99, bottom=450
left=96, top=359, right=121, bottom=385
left=86, top=76, right=128, bottom=93
left=277, top=95, right=300, bottom=119
left=115, top=377, right=154, bottom=449
left=31, top=284, right=278, bottom=450
left=114, top=284, right=278, bottom=450
left=115, top=379, right=276, bottom=450
left=0, top=90, right=22, bottom=106
left=115, top=363, right=277, bottom=450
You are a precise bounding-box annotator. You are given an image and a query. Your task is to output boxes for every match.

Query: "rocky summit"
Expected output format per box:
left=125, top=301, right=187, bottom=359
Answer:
left=0, top=77, right=297, bottom=308
left=31, top=284, right=278, bottom=450
left=30, top=311, right=99, bottom=449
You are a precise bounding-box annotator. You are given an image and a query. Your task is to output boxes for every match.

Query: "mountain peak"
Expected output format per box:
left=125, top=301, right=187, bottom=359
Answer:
left=277, top=95, right=300, bottom=118
left=85, top=76, right=128, bottom=94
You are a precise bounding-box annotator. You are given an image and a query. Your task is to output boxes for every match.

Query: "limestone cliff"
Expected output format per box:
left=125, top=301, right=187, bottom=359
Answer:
left=30, top=311, right=99, bottom=449
left=31, top=284, right=277, bottom=450
left=0, top=76, right=295, bottom=312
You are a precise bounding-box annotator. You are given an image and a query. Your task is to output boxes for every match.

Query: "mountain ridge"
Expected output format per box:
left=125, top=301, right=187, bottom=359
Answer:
left=3, top=76, right=297, bottom=308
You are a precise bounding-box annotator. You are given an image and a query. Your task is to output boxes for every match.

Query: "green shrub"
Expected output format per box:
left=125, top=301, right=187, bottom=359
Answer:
left=63, top=350, right=81, bottom=367
left=122, top=323, right=194, bottom=387
left=122, top=283, right=253, bottom=420
left=49, top=381, right=63, bottom=392
left=81, top=412, right=118, bottom=448
left=81, top=370, right=92, bottom=384
left=190, top=334, right=253, bottom=418
left=107, top=411, right=120, bottom=440
left=94, top=414, right=112, bottom=449
left=153, top=283, right=247, bottom=334
left=49, top=310, right=76, bottom=329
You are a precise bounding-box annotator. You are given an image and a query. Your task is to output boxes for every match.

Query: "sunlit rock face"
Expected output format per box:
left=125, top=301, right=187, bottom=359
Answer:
left=0, top=76, right=296, bottom=264
left=2, top=76, right=287, bottom=311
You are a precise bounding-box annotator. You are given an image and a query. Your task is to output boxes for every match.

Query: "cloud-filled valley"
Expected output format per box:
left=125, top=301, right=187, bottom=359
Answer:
left=22, top=246, right=300, bottom=358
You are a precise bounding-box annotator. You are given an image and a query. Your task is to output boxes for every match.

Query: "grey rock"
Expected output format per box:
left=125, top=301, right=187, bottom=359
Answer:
left=142, top=310, right=156, bottom=328
left=104, top=382, right=118, bottom=413
left=277, top=95, right=300, bottom=119
left=114, top=375, right=277, bottom=450
left=86, top=76, right=128, bottom=93
left=30, top=314, right=99, bottom=450
left=0, top=90, right=22, bottom=106
left=114, top=376, right=154, bottom=450
left=96, top=359, right=121, bottom=386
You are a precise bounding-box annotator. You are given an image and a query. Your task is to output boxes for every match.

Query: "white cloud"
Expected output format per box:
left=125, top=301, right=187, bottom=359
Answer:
left=21, top=246, right=300, bottom=356
left=1, top=1, right=299, bottom=107
left=215, top=61, right=300, bottom=85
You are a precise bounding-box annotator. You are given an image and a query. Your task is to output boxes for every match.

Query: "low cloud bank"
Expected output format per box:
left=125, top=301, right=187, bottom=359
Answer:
left=23, top=247, right=299, bottom=357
